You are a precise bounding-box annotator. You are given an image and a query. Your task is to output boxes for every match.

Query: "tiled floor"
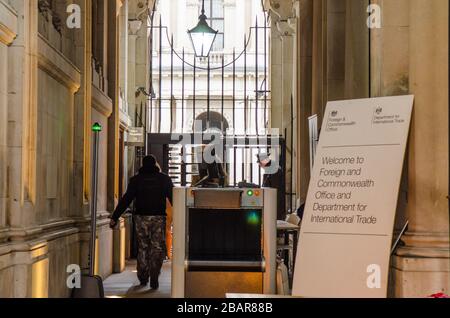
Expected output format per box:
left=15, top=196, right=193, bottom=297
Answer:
left=103, top=260, right=172, bottom=298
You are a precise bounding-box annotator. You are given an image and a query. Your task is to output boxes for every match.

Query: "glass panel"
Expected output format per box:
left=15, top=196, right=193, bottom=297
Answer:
left=212, top=33, right=224, bottom=51
left=212, top=0, right=224, bottom=18
left=211, top=20, right=224, bottom=33
left=203, top=0, right=211, bottom=16
left=190, top=32, right=216, bottom=57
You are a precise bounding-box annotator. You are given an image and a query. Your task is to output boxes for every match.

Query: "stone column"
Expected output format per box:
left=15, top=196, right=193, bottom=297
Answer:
left=265, top=0, right=298, bottom=215
left=72, top=0, right=92, bottom=219
left=223, top=0, right=236, bottom=51
left=108, top=0, right=126, bottom=273
left=7, top=0, right=39, bottom=235
left=71, top=0, right=93, bottom=276
left=392, top=0, right=449, bottom=298
left=135, top=13, right=149, bottom=126
left=127, top=33, right=137, bottom=121
left=296, top=0, right=313, bottom=203
left=119, top=0, right=128, bottom=105
left=0, top=0, right=18, bottom=241
left=326, top=0, right=345, bottom=102
left=370, top=0, right=410, bottom=98
left=186, top=0, right=199, bottom=37
left=107, top=0, right=120, bottom=213
left=269, top=21, right=282, bottom=130
left=175, top=0, right=186, bottom=49
left=310, top=0, right=327, bottom=122
left=344, top=0, right=369, bottom=99
left=3, top=0, right=51, bottom=298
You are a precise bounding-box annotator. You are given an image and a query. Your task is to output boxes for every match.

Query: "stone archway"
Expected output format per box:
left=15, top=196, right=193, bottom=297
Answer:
left=195, top=111, right=229, bottom=132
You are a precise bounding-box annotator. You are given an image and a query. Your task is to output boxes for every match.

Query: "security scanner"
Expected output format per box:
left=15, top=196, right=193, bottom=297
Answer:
left=172, top=187, right=277, bottom=298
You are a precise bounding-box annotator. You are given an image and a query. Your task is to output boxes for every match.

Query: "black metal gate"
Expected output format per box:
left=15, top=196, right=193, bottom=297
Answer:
left=143, top=4, right=270, bottom=130
left=130, top=2, right=297, bottom=215
left=147, top=133, right=286, bottom=189
left=140, top=2, right=278, bottom=183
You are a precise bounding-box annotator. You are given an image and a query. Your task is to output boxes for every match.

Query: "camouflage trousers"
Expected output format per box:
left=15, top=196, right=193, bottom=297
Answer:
left=134, top=215, right=166, bottom=284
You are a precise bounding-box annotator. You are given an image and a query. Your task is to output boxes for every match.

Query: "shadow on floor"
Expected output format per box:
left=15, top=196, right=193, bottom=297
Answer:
left=103, top=260, right=172, bottom=298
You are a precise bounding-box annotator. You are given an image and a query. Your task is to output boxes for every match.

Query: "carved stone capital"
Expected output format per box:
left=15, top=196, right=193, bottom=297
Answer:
left=52, top=14, right=62, bottom=33
left=0, top=0, right=18, bottom=45
left=38, top=0, right=51, bottom=21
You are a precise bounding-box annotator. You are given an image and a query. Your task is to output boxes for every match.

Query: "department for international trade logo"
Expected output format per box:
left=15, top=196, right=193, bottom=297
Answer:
left=372, top=105, right=405, bottom=125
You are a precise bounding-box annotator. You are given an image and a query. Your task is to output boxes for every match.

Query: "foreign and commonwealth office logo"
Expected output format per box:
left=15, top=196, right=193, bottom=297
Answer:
left=331, top=110, right=338, bottom=118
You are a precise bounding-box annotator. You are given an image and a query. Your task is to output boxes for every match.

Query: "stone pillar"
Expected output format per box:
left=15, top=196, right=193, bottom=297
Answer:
left=135, top=13, right=149, bottom=126
left=326, top=0, right=345, bottom=101
left=175, top=0, right=186, bottom=49
left=7, top=0, right=39, bottom=235
left=108, top=0, right=126, bottom=274
left=0, top=0, right=18, bottom=241
left=392, top=0, right=449, bottom=298
left=223, top=0, right=236, bottom=51
left=107, top=0, right=120, bottom=213
left=71, top=0, right=93, bottom=276
left=119, top=0, right=128, bottom=106
left=269, top=22, right=282, bottom=130
left=296, top=0, right=313, bottom=203
left=127, top=0, right=148, bottom=127
left=311, top=0, right=327, bottom=122
left=186, top=0, right=199, bottom=38
left=2, top=0, right=52, bottom=298
left=127, top=33, right=137, bottom=121
left=344, top=0, right=369, bottom=99
left=370, top=0, right=410, bottom=98
left=265, top=0, right=298, bottom=215
left=72, top=0, right=92, bottom=219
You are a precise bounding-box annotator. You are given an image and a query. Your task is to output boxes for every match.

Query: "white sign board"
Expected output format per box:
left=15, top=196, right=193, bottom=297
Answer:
left=125, top=127, right=145, bottom=147
left=293, top=95, right=414, bottom=298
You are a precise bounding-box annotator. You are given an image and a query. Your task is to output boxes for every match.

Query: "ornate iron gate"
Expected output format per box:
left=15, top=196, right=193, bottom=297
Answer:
left=139, top=2, right=282, bottom=189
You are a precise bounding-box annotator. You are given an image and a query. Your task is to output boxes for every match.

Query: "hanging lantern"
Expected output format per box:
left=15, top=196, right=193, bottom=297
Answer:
left=188, top=0, right=218, bottom=58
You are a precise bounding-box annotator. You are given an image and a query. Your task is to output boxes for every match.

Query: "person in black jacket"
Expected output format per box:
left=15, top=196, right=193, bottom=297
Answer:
left=109, top=155, right=174, bottom=289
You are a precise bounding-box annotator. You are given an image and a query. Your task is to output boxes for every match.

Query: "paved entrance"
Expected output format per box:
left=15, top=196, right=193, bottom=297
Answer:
left=104, top=260, right=172, bottom=298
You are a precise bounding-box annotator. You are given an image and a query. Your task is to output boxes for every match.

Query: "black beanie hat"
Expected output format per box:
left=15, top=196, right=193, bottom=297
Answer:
left=143, top=155, right=157, bottom=168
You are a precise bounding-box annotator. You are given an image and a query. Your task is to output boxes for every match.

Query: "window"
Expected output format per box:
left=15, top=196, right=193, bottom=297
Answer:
left=201, top=0, right=224, bottom=52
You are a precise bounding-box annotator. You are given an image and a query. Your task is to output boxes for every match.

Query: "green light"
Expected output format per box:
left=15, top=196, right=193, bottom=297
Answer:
left=247, top=190, right=254, bottom=197
left=92, top=123, right=102, bottom=132
left=247, top=211, right=260, bottom=225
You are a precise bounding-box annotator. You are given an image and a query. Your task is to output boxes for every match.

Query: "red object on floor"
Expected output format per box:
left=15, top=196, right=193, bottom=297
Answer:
left=428, top=293, right=449, bottom=298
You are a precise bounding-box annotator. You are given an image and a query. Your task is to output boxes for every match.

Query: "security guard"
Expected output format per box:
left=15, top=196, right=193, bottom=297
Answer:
left=257, top=153, right=286, bottom=220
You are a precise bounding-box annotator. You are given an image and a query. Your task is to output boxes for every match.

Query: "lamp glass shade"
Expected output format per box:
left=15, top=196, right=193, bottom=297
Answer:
left=188, top=18, right=218, bottom=58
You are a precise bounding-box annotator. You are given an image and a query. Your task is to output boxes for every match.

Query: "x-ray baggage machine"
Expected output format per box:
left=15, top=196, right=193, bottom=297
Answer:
left=172, top=187, right=277, bottom=298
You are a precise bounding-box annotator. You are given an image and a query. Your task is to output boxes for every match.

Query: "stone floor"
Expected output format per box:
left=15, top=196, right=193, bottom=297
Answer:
left=103, top=260, right=172, bottom=298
